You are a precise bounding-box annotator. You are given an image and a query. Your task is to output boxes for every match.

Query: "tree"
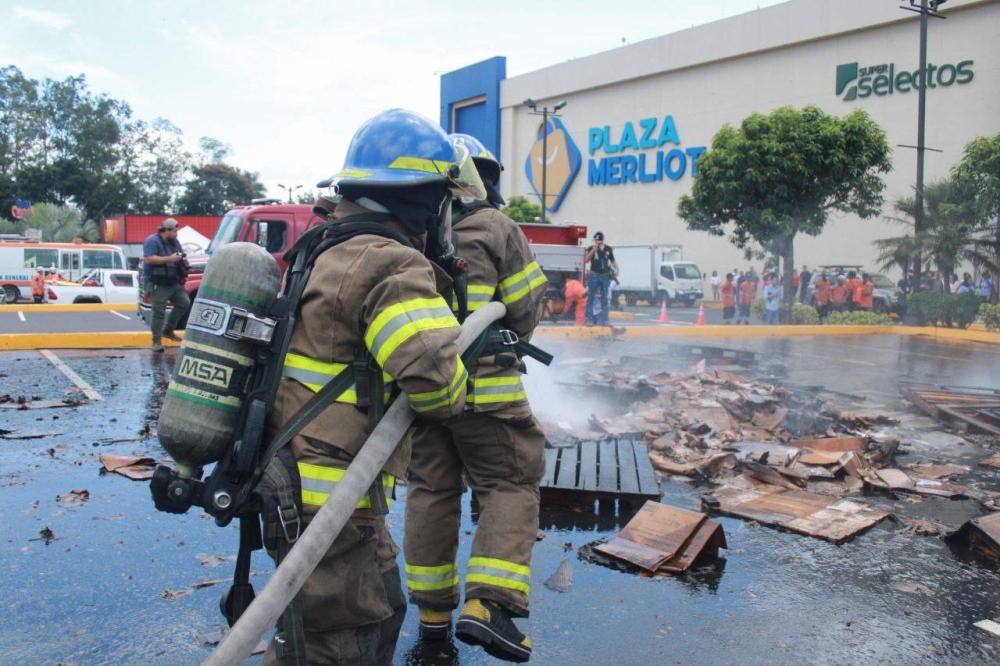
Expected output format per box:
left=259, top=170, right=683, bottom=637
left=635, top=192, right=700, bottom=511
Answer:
left=199, top=136, right=233, bottom=165
left=0, top=202, right=98, bottom=242
left=501, top=195, right=543, bottom=223
left=874, top=179, right=997, bottom=283
left=953, top=132, right=1000, bottom=228
left=176, top=163, right=266, bottom=215
left=678, top=105, right=892, bottom=316
left=295, top=189, right=317, bottom=205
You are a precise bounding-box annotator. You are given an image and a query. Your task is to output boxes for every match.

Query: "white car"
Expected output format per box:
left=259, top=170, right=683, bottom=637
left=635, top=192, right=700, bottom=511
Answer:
left=49, top=268, right=139, bottom=304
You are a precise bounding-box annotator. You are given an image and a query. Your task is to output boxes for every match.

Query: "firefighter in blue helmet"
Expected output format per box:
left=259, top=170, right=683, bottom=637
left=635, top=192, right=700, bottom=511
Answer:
left=404, top=132, right=548, bottom=663
left=262, top=109, right=484, bottom=664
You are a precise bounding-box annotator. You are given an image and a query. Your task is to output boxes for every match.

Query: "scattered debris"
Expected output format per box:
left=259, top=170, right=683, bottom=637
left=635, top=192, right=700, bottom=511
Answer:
left=56, top=489, right=90, bottom=507
left=189, top=578, right=229, bottom=590
left=593, top=501, right=726, bottom=574
left=30, top=527, right=58, bottom=545
left=706, top=474, right=890, bottom=543
left=946, top=513, right=1000, bottom=560
left=0, top=396, right=88, bottom=410
left=540, top=440, right=660, bottom=503
left=160, top=589, right=193, bottom=601
left=902, top=518, right=955, bottom=537
left=196, top=554, right=229, bottom=568
left=195, top=628, right=268, bottom=655
left=0, top=430, right=65, bottom=440
left=905, top=462, right=968, bottom=480
left=99, top=454, right=167, bottom=481
left=866, top=469, right=967, bottom=499
left=544, top=559, right=574, bottom=593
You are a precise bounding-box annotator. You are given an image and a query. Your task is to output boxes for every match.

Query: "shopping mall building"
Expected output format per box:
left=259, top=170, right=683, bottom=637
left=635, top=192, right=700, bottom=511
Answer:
left=440, top=0, right=998, bottom=277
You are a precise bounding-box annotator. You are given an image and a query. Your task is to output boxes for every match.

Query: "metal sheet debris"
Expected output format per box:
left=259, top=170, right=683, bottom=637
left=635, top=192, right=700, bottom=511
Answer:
left=594, top=501, right=726, bottom=573
left=947, top=513, right=1000, bottom=560
left=708, top=474, right=890, bottom=543
left=99, top=454, right=166, bottom=481
left=903, top=384, right=1000, bottom=436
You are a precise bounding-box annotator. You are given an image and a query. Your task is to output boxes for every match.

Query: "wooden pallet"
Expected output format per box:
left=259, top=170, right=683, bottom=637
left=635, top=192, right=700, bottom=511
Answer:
left=540, top=440, right=661, bottom=503
left=903, top=384, right=1000, bottom=437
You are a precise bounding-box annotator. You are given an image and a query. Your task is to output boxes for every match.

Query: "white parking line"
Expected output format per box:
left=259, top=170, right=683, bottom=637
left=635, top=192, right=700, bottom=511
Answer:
left=38, top=349, right=104, bottom=402
left=975, top=619, right=1000, bottom=637
left=109, top=310, right=131, bottom=320
left=18, top=311, right=25, bottom=322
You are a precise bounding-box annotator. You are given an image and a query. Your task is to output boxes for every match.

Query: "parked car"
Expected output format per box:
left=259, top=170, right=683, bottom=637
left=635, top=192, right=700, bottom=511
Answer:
left=50, top=268, right=139, bottom=304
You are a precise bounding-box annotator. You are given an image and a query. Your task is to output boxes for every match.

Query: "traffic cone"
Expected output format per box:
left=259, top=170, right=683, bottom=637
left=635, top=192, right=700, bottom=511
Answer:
left=695, top=304, right=706, bottom=326
left=657, top=300, right=669, bottom=324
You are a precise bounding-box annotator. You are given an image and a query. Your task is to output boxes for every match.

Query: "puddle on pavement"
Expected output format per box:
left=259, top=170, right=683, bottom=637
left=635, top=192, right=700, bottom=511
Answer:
left=2, top=337, right=1000, bottom=664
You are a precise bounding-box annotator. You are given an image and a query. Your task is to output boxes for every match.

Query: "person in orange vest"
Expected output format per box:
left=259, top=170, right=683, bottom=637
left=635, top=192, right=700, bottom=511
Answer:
left=830, top=277, right=849, bottom=312
left=737, top=274, right=756, bottom=325
left=720, top=273, right=737, bottom=324
left=846, top=271, right=861, bottom=310
left=814, top=274, right=832, bottom=322
left=858, top=274, right=875, bottom=311
left=31, top=268, right=46, bottom=303
left=563, top=278, right=588, bottom=326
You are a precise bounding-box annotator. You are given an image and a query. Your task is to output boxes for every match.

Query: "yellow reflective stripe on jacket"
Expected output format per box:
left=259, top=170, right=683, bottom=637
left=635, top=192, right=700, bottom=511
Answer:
left=408, top=359, right=467, bottom=413
left=298, top=462, right=395, bottom=509
left=497, top=261, right=546, bottom=306
left=467, top=376, right=526, bottom=404
left=282, top=352, right=393, bottom=404
left=388, top=156, right=450, bottom=175
left=405, top=562, right=459, bottom=591
left=365, top=297, right=458, bottom=367
left=450, top=284, right=496, bottom=313
left=466, top=557, right=530, bottom=595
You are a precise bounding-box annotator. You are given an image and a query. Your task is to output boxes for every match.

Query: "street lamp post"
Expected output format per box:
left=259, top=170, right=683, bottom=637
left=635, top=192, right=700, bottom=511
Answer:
left=901, top=0, right=948, bottom=284
left=523, top=99, right=567, bottom=224
left=277, top=183, right=302, bottom=204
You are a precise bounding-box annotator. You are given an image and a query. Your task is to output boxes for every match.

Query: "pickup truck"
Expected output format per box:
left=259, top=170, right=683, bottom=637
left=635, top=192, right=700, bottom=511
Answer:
left=50, top=268, right=139, bottom=304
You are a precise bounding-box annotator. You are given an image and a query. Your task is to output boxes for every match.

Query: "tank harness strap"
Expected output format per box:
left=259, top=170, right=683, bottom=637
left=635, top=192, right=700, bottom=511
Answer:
left=261, top=453, right=308, bottom=664
left=222, top=517, right=262, bottom=628
left=468, top=324, right=554, bottom=367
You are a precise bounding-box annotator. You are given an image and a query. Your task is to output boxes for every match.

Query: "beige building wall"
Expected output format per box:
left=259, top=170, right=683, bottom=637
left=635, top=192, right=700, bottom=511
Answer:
left=498, top=0, right=1000, bottom=279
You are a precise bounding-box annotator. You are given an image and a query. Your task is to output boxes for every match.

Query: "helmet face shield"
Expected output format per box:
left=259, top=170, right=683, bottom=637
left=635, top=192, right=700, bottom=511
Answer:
left=448, top=144, right=487, bottom=201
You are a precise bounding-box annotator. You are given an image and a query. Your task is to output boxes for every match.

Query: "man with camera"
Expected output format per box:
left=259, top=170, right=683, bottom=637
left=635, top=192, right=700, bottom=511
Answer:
left=142, top=218, right=190, bottom=352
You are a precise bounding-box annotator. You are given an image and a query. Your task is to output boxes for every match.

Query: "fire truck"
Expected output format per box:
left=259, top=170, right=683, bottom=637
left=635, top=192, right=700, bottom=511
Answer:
left=138, top=200, right=586, bottom=325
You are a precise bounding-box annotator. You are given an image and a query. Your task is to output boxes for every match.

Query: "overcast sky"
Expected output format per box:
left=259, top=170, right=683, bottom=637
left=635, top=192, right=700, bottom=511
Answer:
left=2, top=0, right=787, bottom=202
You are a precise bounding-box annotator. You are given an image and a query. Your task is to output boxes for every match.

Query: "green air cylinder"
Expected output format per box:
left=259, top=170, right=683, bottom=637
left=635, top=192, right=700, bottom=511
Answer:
left=157, top=242, right=281, bottom=478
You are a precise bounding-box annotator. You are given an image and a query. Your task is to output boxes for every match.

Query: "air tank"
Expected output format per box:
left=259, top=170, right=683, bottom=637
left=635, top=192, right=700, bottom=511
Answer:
left=157, top=242, right=281, bottom=478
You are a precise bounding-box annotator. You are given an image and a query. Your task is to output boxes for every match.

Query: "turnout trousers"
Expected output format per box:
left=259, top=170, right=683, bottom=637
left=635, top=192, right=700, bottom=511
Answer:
left=263, top=436, right=407, bottom=665
left=404, top=412, right=545, bottom=617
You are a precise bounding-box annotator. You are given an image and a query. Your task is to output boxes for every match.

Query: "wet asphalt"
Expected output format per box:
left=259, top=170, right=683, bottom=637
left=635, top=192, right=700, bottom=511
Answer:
left=2, top=333, right=1000, bottom=665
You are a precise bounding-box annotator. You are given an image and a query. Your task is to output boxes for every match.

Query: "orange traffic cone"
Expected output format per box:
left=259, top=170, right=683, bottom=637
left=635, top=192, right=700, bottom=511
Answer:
left=695, top=304, right=706, bottom=326
left=657, top=300, right=669, bottom=324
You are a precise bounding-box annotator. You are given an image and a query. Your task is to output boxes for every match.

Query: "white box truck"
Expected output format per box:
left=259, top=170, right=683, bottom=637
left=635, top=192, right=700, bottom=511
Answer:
left=614, top=245, right=704, bottom=307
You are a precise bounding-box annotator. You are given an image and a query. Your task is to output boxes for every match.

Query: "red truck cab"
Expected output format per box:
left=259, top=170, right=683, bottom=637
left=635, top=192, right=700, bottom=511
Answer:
left=139, top=201, right=324, bottom=325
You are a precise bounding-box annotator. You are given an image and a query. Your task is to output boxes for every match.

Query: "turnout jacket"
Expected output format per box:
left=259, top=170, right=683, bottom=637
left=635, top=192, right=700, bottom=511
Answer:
left=452, top=205, right=547, bottom=419
left=270, top=201, right=467, bottom=478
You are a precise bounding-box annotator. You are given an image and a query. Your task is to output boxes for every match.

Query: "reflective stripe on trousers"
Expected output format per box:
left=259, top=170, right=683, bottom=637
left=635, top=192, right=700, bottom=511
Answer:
left=404, top=562, right=459, bottom=592
left=298, top=461, right=396, bottom=509
left=282, top=352, right=394, bottom=404
left=466, top=557, right=531, bottom=595
left=467, top=376, right=526, bottom=404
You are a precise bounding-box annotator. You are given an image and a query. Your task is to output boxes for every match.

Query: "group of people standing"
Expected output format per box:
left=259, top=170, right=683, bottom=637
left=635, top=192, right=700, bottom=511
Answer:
left=29, top=267, right=61, bottom=303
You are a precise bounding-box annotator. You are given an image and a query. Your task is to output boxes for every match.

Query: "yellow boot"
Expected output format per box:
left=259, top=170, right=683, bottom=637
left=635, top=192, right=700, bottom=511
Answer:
left=455, top=598, right=531, bottom=662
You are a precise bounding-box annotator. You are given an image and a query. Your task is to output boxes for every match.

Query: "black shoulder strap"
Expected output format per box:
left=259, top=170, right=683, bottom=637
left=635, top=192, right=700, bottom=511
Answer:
left=452, top=200, right=494, bottom=226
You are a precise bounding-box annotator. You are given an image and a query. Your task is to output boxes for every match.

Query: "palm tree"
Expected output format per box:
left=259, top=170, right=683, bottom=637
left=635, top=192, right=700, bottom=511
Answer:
left=875, top=178, right=998, bottom=283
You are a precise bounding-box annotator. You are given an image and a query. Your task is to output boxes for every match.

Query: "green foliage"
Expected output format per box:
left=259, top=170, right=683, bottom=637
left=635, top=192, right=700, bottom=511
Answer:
left=826, top=311, right=894, bottom=326
left=952, top=132, right=1000, bottom=227
left=980, top=303, right=1000, bottom=332
left=176, top=164, right=266, bottom=215
left=678, top=105, right=892, bottom=312
left=0, top=203, right=98, bottom=242
left=907, top=292, right=981, bottom=329
left=501, top=196, right=544, bottom=223
left=750, top=298, right=819, bottom=324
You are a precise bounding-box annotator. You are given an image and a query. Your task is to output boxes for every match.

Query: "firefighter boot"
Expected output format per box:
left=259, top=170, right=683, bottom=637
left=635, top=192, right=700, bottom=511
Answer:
left=455, top=598, right=531, bottom=663
left=418, top=607, right=452, bottom=640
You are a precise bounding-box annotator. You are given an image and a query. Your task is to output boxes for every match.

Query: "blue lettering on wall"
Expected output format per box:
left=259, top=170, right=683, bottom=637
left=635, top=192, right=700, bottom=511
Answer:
left=586, top=115, right=705, bottom=187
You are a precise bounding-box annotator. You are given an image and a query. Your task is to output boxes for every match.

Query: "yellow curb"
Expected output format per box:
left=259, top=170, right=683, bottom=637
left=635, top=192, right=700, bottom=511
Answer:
left=0, top=332, right=183, bottom=351
left=608, top=311, right=634, bottom=320
left=696, top=301, right=724, bottom=309
left=535, top=323, right=1000, bottom=345
left=1, top=303, right=136, bottom=312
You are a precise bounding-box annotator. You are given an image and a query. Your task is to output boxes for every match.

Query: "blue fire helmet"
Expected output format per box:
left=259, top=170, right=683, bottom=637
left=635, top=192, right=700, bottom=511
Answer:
left=449, top=133, right=503, bottom=188
left=318, top=109, right=485, bottom=200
